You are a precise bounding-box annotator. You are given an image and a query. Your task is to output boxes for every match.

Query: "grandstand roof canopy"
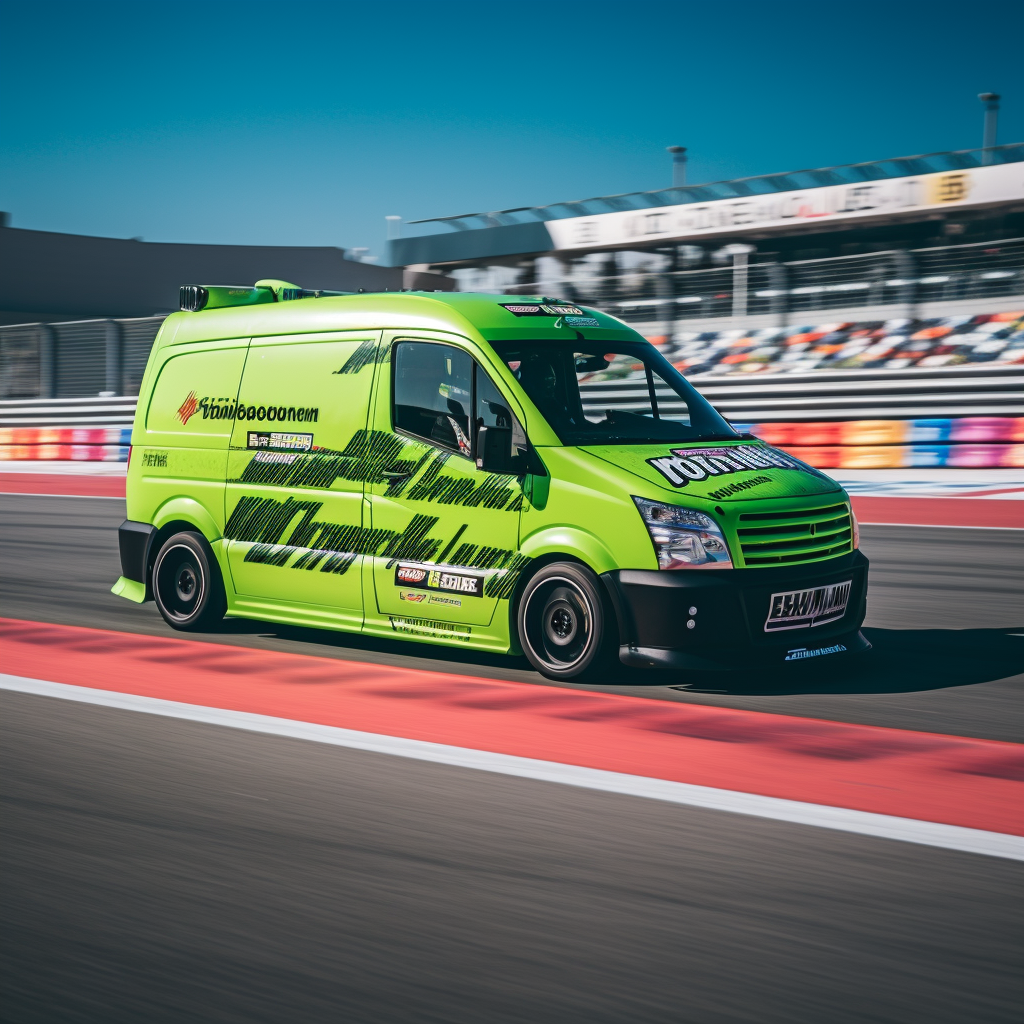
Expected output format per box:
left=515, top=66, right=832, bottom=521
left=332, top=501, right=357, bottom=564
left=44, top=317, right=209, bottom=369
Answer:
left=387, top=144, right=1024, bottom=268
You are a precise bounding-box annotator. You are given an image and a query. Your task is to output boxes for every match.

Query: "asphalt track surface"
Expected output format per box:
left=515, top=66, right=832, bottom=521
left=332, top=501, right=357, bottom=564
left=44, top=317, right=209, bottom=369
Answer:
left=3, top=690, right=1022, bottom=1024
left=2, top=493, right=1023, bottom=1021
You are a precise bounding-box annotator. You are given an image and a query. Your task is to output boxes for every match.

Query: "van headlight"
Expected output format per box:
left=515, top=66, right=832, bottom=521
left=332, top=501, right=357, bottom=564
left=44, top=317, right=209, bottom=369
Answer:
left=633, top=497, right=733, bottom=570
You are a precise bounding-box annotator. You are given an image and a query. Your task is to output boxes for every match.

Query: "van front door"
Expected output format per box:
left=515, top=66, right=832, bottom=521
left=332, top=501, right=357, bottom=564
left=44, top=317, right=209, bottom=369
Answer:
left=224, top=331, right=381, bottom=626
left=365, top=336, right=527, bottom=646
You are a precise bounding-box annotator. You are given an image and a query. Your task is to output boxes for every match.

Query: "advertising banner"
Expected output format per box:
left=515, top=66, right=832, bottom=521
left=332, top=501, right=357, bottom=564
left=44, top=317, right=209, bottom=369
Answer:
left=545, top=163, right=1024, bottom=251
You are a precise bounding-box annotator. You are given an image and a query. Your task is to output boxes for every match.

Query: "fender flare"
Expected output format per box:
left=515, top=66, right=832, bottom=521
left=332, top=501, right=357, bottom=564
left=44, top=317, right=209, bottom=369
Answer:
left=152, top=497, right=221, bottom=543
left=518, top=525, right=617, bottom=576
left=149, top=498, right=232, bottom=597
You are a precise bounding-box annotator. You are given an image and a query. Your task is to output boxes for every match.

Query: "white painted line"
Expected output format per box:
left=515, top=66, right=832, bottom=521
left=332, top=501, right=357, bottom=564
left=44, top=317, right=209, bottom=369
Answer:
left=3, top=672, right=1022, bottom=863
left=0, top=461, right=128, bottom=475
left=860, top=521, right=1023, bottom=530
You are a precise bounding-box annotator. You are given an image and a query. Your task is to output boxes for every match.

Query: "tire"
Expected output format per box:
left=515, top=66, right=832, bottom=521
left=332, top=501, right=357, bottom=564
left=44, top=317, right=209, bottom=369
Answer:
left=517, top=562, right=617, bottom=681
left=151, top=530, right=226, bottom=632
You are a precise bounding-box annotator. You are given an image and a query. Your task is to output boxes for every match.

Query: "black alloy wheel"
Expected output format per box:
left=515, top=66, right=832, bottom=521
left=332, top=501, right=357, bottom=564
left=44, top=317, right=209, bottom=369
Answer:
left=152, top=530, right=226, bottom=631
left=517, top=562, right=616, bottom=681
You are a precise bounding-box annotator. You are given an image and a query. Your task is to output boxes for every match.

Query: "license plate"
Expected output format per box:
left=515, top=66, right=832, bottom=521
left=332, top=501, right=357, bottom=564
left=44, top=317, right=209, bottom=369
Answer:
left=765, top=580, right=852, bottom=632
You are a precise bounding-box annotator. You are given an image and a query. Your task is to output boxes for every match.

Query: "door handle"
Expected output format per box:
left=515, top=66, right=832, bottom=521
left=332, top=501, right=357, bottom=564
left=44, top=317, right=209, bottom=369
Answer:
left=382, top=469, right=413, bottom=482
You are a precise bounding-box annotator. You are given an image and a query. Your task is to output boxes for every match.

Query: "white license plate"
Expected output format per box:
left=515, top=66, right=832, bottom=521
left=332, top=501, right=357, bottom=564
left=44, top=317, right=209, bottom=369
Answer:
left=765, top=580, right=852, bottom=632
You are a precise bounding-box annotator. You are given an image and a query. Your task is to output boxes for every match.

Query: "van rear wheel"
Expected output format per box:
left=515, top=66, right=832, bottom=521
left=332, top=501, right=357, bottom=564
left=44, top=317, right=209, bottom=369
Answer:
left=517, top=562, right=616, bottom=681
left=152, top=531, right=226, bottom=631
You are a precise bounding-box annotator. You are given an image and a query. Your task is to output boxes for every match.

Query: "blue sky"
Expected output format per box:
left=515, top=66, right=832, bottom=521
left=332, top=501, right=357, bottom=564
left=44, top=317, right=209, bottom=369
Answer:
left=1, top=0, right=1021, bottom=258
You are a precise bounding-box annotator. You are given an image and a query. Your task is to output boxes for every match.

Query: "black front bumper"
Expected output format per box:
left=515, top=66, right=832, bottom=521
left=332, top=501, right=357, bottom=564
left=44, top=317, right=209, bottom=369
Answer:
left=602, top=550, right=869, bottom=673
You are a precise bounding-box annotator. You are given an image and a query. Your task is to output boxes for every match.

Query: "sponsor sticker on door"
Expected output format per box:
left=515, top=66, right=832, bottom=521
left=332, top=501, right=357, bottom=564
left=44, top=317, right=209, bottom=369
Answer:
left=395, top=564, right=483, bottom=597
left=246, top=431, right=313, bottom=452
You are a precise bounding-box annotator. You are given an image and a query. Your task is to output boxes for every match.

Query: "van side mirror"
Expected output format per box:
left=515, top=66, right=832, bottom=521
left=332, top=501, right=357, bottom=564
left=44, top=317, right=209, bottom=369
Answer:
left=475, top=425, right=519, bottom=475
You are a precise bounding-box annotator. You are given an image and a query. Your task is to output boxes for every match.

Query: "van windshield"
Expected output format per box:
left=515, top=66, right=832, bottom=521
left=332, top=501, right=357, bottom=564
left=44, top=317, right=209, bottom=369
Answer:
left=488, top=340, right=738, bottom=446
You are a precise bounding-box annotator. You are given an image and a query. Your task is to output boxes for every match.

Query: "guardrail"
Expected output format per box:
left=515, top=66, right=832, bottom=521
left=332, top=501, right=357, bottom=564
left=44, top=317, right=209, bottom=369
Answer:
left=0, top=396, right=138, bottom=428
left=586, top=364, right=1024, bottom=421
left=1, top=365, right=1022, bottom=432
left=0, top=316, right=166, bottom=400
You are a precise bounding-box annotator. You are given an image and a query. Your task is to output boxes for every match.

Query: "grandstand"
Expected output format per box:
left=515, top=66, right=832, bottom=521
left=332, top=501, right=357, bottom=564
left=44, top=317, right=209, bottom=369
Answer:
left=387, top=143, right=1024, bottom=357
left=651, top=309, right=1024, bottom=377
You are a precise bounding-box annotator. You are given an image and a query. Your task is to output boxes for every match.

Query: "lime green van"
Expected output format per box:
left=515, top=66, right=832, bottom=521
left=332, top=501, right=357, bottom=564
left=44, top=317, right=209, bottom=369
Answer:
left=113, top=281, right=869, bottom=680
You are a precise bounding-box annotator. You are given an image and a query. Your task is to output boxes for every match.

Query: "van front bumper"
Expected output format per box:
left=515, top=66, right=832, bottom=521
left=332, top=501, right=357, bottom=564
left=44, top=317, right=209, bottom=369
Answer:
left=601, top=550, right=869, bottom=673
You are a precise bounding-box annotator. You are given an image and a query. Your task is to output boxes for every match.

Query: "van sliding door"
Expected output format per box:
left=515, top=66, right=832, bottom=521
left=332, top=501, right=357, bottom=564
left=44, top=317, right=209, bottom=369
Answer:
left=223, top=331, right=381, bottom=627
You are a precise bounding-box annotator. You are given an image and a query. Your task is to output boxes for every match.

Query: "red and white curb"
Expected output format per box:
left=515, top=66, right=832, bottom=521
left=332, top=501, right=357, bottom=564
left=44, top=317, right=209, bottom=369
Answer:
left=4, top=672, right=1022, bottom=862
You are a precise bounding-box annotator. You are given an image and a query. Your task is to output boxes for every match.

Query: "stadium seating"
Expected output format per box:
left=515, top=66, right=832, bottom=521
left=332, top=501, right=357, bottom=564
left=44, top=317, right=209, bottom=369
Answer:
left=657, top=310, right=1024, bottom=376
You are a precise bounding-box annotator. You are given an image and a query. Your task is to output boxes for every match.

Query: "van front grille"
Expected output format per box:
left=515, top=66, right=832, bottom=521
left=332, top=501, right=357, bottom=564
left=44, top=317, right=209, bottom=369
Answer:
left=736, top=502, right=852, bottom=566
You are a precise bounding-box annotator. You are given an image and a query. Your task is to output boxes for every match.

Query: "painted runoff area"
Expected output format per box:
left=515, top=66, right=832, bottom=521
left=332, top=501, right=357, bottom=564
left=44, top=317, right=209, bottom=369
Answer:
left=2, top=618, right=1021, bottom=861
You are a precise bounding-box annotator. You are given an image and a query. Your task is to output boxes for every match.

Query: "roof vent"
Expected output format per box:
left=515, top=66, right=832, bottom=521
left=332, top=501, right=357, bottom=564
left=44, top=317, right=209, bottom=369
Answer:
left=179, top=285, right=209, bottom=311
left=179, top=280, right=354, bottom=312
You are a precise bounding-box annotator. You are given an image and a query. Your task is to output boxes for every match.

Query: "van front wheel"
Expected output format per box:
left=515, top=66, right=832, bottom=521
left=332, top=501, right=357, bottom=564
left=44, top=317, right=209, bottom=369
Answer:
left=517, top=562, right=616, bottom=681
left=152, top=531, right=226, bottom=632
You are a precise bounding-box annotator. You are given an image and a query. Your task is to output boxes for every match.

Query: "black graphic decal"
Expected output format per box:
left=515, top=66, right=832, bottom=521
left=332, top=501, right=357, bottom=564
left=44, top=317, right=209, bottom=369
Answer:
left=407, top=448, right=518, bottom=509
left=225, top=493, right=531, bottom=599
left=382, top=514, right=442, bottom=566
left=436, top=524, right=468, bottom=564
left=225, top=495, right=323, bottom=546
left=232, top=427, right=527, bottom=511
left=451, top=542, right=478, bottom=565
left=334, top=339, right=381, bottom=375
left=243, top=543, right=295, bottom=566
left=226, top=494, right=400, bottom=577
left=485, top=554, right=530, bottom=600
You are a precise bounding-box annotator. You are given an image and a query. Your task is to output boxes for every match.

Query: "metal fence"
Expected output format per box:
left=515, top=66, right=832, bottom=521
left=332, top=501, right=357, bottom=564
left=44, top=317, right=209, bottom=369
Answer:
left=0, top=240, right=1022, bottom=399
left=0, top=316, right=165, bottom=400
left=3, top=364, right=1020, bottom=427
left=502, top=238, right=1024, bottom=326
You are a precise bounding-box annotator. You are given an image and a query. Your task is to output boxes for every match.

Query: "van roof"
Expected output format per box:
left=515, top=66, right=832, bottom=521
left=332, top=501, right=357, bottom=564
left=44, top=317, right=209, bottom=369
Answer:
left=161, top=289, right=639, bottom=349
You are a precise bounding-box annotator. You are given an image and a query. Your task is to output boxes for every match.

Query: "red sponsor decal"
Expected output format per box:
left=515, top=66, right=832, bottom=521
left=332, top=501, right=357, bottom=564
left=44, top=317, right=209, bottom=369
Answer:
left=177, top=391, right=199, bottom=425
left=397, top=566, right=427, bottom=583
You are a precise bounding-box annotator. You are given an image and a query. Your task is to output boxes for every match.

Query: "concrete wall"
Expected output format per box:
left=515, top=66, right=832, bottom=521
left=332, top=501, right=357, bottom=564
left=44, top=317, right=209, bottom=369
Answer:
left=0, top=226, right=403, bottom=324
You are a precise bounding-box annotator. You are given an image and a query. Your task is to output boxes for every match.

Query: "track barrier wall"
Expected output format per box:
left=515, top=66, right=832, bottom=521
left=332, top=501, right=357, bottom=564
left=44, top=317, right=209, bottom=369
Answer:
left=732, top=418, right=1024, bottom=469
left=1, top=420, right=1022, bottom=468
left=0, top=426, right=130, bottom=462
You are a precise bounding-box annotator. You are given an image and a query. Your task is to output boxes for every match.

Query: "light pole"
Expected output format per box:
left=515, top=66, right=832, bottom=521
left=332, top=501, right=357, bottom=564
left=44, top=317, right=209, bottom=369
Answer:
left=667, top=146, right=687, bottom=188
left=979, top=93, right=1000, bottom=164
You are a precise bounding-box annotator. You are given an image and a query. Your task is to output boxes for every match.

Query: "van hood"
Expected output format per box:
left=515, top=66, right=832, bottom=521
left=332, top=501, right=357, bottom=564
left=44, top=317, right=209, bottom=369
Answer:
left=579, top=441, right=842, bottom=502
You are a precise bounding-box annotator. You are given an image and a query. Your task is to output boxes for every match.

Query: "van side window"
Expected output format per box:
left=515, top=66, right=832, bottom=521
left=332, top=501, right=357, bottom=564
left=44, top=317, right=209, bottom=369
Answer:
left=393, top=342, right=473, bottom=456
